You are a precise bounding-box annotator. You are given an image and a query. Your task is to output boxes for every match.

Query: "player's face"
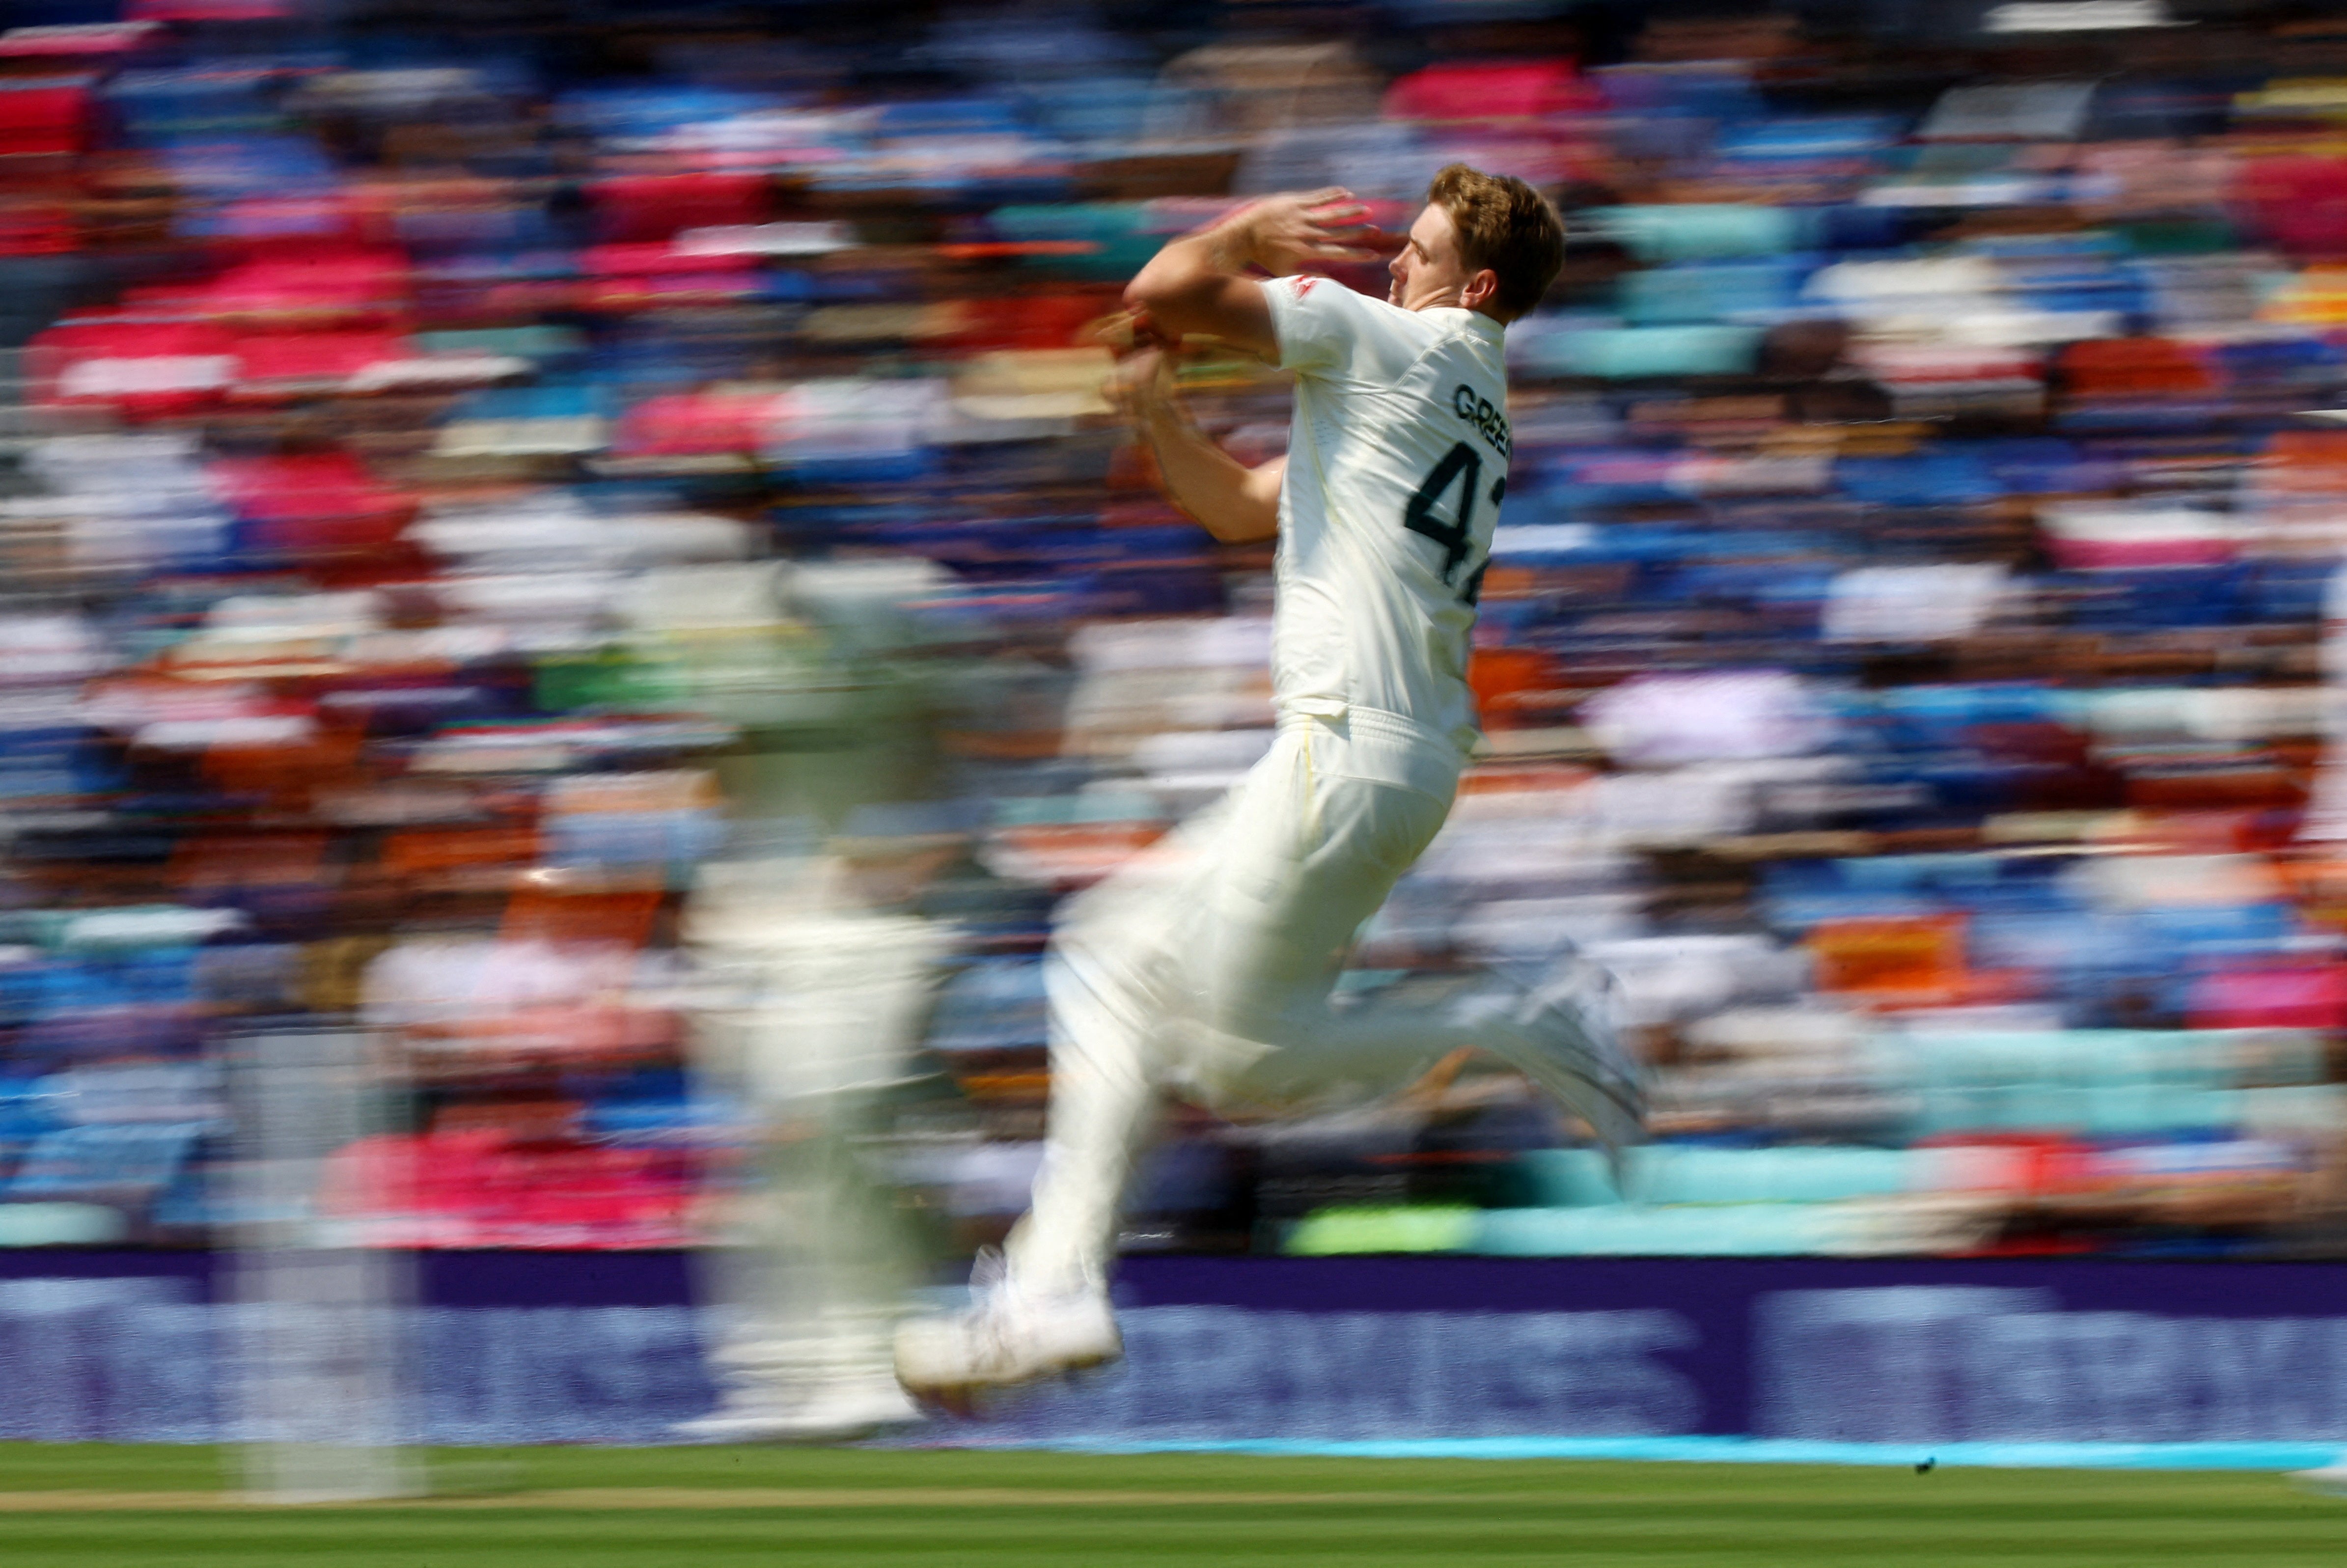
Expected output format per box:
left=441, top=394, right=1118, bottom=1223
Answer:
left=1387, top=204, right=1471, bottom=312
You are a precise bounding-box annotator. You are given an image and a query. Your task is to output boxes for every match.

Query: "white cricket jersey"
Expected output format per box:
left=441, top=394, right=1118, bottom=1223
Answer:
left=1261, top=273, right=1512, bottom=762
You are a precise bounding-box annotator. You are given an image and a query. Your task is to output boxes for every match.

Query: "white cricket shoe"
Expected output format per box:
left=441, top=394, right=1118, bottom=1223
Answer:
left=674, top=1378, right=924, bottom=1444
left=2293, top=1458, right=2347, bottom=1495
left=893, top=1255, right=1122, bottom=1412
left=1500, top=953, right=1648, bottom=1194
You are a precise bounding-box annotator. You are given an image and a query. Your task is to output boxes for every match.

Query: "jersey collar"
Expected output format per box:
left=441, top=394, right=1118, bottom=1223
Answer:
left=1426, top=305, right=1506, bottom=340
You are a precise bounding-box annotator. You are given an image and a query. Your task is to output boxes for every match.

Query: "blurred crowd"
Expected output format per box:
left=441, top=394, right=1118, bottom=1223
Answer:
left=3, top=0, right=2347, bottom=1268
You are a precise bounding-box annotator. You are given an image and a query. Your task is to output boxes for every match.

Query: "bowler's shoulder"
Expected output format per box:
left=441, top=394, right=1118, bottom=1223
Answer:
left=1271, top=275, right=1419, bottom=330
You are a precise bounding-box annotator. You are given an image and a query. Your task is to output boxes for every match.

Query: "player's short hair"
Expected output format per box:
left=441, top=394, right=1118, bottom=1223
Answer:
left=1426, top=164, right=1567, bottom=322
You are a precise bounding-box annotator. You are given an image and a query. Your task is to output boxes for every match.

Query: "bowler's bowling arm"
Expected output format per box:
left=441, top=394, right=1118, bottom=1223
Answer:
left=1113, top=350, right=1283, bottom=545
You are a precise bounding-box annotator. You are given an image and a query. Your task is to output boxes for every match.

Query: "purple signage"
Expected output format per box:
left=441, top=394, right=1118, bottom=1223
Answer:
left=0, top=1252, right=2342, bottom=1447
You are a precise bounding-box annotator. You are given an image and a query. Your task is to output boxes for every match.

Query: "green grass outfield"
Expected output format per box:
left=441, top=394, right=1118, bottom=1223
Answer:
left=0, top=1443, right=2341, bottom=1567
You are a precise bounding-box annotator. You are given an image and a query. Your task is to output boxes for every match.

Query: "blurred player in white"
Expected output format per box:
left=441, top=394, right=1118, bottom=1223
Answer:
left=895, top=166, right=1644, bottom=1405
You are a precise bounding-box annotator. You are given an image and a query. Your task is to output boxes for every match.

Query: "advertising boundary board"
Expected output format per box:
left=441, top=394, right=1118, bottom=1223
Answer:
left=0, top=1252, right=2344, bottom=1454
left=1115, top=1255, right=2347, bottom=1441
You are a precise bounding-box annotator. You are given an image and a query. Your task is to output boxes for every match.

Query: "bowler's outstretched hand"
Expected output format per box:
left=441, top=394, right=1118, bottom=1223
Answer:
left=1237, top=187, right=1384, bottom=276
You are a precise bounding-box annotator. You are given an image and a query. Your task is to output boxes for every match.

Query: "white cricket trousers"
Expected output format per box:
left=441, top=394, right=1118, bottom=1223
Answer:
left=687, top=859, right=946, bottom=1406
left=1005, top=706, right=1493, bottom=1299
